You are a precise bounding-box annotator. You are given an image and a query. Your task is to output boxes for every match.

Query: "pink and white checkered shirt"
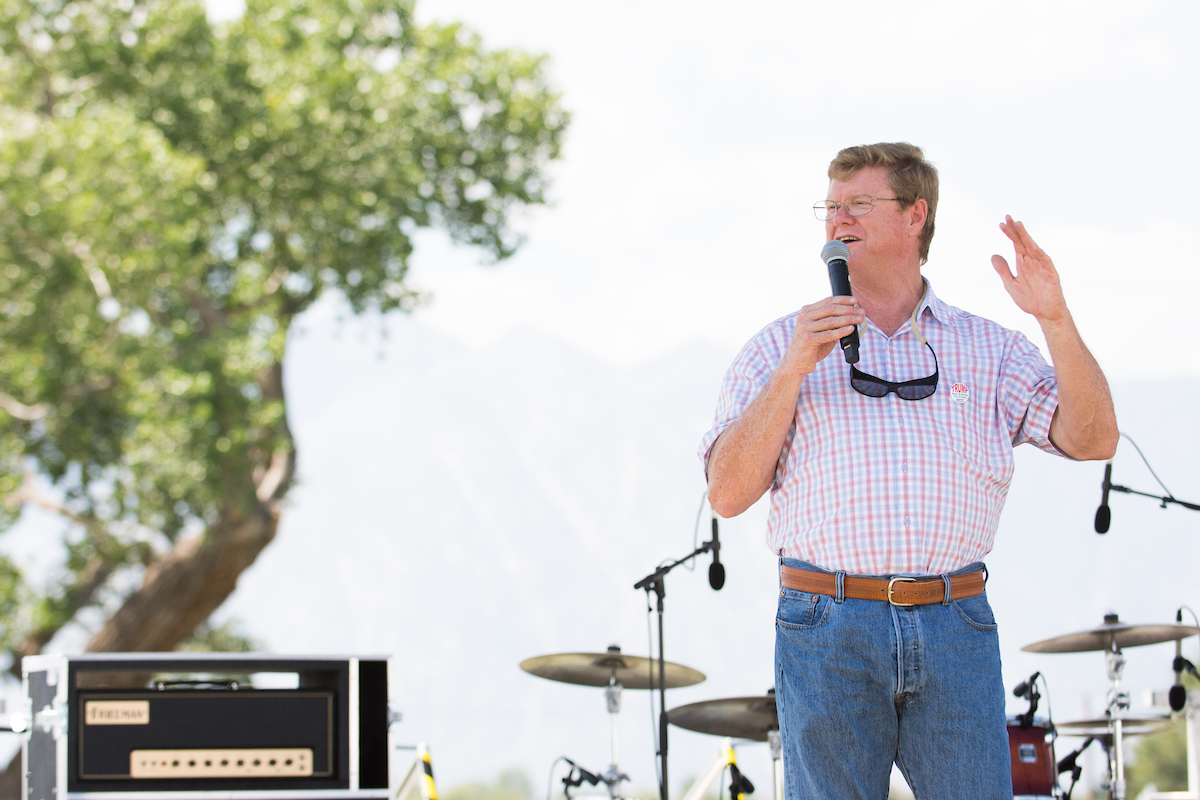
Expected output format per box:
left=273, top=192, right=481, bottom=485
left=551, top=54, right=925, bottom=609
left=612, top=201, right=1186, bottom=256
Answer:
left=699, top=280, right=1065, bottom=575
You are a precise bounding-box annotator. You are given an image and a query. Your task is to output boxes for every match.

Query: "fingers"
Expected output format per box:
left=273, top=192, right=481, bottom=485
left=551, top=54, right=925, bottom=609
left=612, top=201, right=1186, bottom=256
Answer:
left=798, top=297, right=863, bottom=332
left=998, top=215, right=1047, bottom=260
left=786, top=297, right=863, bottom=373
left=990, top=253, right=1013, bottom=281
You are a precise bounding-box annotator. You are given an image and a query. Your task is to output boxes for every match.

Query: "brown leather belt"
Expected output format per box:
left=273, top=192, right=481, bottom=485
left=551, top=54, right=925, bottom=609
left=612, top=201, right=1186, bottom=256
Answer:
left=780, top=564, right=985, bottom=606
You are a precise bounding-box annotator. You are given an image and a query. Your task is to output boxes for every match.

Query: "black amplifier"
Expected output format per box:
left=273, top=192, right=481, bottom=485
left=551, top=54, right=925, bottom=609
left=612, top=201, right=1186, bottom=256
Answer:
left=21, top=653, right=394, bottom=800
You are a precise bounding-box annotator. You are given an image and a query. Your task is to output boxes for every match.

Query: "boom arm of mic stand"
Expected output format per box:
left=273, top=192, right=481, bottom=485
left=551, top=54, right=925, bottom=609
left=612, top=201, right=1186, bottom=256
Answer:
left=1110, top=483, right=1200, bottom=512
left=633, top=541, right=717, bottom=590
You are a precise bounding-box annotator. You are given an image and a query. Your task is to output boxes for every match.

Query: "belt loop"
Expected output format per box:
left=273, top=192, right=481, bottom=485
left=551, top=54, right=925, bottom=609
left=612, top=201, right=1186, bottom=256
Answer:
left=941, top=575, right=952, bottom=606
left=835, top=571, right=846, bottom=604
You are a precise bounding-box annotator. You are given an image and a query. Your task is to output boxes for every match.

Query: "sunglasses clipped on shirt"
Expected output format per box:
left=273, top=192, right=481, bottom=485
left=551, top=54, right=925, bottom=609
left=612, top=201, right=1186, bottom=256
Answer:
left=850, top=341, right=939, bottom=400
left=849, top=281, right=939, bottom=401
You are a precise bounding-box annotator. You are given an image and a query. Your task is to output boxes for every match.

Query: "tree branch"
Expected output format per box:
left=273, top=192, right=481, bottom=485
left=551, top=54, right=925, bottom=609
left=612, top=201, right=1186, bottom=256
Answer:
left=84, top=500, right=280, bottom=653
left=0, top=392, right=48, bottom=421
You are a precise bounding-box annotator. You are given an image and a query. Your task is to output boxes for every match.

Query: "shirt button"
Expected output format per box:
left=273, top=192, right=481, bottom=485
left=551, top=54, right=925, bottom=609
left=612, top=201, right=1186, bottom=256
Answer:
left=903, top=516, right=911, bottom=526
left=902, top=463, right=909, bottom=473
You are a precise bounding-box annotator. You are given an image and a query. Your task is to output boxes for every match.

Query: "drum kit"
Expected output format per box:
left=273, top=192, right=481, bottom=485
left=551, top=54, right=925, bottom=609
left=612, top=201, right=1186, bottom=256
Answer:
left=521, top=612, right=1199, bottom=800
left=520, top=646, right=780, bottom=800
left=1014, top=612, right=1200, bottom=800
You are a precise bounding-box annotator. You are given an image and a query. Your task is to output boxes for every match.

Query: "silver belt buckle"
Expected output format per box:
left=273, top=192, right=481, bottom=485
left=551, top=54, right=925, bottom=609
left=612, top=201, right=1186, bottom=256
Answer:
left=887, top=576, right=917, bottom=607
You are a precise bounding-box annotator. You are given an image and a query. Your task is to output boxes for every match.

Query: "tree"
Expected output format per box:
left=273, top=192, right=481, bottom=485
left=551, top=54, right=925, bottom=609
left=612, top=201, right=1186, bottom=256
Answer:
left=1125, top=718, right=1189, bottom=799
left=0, top=0, right=565, bottom=726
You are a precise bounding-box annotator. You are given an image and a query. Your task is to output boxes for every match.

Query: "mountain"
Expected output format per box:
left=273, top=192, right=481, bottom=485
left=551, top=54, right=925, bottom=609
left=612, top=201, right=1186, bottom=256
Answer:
left=3, top=303, right=1194, bottom=797
left=217, top=305, right=1200, bottom=797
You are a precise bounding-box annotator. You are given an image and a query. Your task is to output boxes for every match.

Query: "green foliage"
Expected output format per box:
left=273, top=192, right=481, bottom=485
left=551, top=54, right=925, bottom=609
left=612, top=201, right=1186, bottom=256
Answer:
left=0, top=0, right=566, bottom=656
left=442, top=769, right=534, bottom=800
left=1125, top=718, right=1188, bottom=798
left=1125, top=672, right=1200, bottom=798
left=176, top=619, right=260, bottom=653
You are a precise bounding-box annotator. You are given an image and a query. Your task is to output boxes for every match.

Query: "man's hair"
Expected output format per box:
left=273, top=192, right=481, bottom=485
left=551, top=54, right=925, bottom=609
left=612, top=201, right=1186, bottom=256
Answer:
left=828, top=142, right=938, bottom=265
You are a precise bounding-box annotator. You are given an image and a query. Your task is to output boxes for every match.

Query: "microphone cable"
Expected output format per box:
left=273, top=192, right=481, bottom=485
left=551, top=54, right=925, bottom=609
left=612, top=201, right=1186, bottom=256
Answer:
left=545, top=757, right=569, bottom=800
left=645, top=584, right=663, bottom=791
left=686, top=489, right=709, bottom=572
left=1119, top=431, right=1177, bottom=500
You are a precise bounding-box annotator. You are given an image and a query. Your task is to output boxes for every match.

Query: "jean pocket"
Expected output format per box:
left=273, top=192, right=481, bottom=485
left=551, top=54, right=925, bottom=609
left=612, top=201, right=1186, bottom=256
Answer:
left=776, top=588, right=832, bottom=631
left=951, top=592, right=998, bottom=631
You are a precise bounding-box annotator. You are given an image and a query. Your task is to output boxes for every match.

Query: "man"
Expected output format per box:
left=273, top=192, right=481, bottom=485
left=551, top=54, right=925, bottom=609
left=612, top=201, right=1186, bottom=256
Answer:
left=698, top=142, right=1117, bottom=799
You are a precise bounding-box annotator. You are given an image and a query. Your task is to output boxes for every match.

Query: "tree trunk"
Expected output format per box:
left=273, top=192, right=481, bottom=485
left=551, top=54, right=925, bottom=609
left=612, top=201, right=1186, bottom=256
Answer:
left=85, top=502, right=280, bottom=653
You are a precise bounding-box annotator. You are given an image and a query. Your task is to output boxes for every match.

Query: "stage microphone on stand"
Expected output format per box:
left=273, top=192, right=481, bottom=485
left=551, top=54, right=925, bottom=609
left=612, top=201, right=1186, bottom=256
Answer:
left=1094, top=460, right=1113, bottom=534
left=821, top=240, right=859, bottom=365
left=708, top=511, right=725, bottom=591
left=1171, top=609, right=1188, bottom=712
left=1013, top=672, right=1040, bottom=699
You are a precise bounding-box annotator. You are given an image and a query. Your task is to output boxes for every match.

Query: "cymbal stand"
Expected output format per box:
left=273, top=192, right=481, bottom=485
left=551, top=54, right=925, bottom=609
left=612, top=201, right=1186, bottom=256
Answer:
left=767, top=729, right=782, bottom=800
left=1103, top=633, right=1131, bottom=800
left=601, top=676, right=630, bottom=798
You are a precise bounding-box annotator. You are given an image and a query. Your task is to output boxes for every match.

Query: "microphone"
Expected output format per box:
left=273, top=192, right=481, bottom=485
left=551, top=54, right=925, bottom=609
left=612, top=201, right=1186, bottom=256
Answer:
left=708, top=512, right=725, bottom=591
left=1013, top=672, right=1040, bottom=699
left=821, top=240, right=859, bottom=364
left=562, top=759, right=601, bottom=787
left=1094, top=460, right=1113, bottom=534
left=1171, top=609, right=1187, bottom=712
left=1057, top=737, right=1094, bottom=777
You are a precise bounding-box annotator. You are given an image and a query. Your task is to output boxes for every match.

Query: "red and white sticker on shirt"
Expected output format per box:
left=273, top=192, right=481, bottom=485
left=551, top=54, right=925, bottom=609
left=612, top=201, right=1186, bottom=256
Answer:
left=950, top=382, right=970, bottom=404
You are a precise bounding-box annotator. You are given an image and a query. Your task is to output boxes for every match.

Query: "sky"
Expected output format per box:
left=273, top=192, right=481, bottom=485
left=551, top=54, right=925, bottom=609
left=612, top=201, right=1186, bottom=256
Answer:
left=199, top=0, right=1200, bottom=381
left=199, top=0, right=1200, bottom=793
left=6, top=0, right=1197, bottom=795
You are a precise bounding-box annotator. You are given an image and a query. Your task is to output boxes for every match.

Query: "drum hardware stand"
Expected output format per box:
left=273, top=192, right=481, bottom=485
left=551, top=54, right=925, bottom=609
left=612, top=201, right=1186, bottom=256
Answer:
left=553, top=659, right=634, bottom=800
left=1058, top=737, right=1096, bottom=800
left=767, top=729, right=782, bottom=800
left=1104, top=625, right=1133, bottom=800
left=679, top=739, right=754, bottom=800
left=556, top=669, right=632, bottom=799
left=561, top=760, right=603, bottom=798
left=634, top=535, right=719, bottom=800
left=600, top=676, right=630, bottom=797
left=393, top=742, right=439, bottom=800
left=1013, top=670, right=1043, bottom=727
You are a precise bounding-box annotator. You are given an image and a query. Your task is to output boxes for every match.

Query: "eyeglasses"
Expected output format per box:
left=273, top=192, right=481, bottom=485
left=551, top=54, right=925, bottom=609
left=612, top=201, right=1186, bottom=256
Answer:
left=851, top=341, right=939, bottom=400
left=813, top=195, right=900, bottom=221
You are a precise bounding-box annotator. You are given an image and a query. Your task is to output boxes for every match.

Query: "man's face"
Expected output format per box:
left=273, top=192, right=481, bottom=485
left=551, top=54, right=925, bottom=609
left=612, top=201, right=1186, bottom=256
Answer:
left=824, top=166, right=923, bottom=270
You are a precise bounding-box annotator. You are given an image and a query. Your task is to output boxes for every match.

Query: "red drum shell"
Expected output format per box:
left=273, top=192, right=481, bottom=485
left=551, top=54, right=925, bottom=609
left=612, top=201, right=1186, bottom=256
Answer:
left=1007, top=717, right=1057, bottom=798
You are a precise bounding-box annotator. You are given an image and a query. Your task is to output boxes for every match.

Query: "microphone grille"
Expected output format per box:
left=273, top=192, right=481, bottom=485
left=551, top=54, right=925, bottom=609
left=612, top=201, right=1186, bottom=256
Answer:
left=821, top=240, right=850, bottom=265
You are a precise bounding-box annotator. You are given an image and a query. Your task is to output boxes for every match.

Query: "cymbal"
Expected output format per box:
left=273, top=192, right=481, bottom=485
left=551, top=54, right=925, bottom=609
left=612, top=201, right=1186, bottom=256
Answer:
left=520, top=648, right=705, bottom=690
left=1022, top=614, right=1200, bottom=653
left=668, top=695, right=778, bottom=742
left=1056, top=715, right=1173, bottom=737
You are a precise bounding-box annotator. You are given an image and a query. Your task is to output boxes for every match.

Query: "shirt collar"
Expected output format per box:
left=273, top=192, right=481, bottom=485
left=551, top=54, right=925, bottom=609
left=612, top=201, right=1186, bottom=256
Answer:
left=912, top=278, right=954, bottom=342
left=861, top=278, right=950, bottom=344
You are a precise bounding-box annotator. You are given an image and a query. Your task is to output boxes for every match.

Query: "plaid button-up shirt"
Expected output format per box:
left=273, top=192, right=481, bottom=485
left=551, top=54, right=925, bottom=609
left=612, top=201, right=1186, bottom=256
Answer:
left=699, top=281, right=1064, bottom=575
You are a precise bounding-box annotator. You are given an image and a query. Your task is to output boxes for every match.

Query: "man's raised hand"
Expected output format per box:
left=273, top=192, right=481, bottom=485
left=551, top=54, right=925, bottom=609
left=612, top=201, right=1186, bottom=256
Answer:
left=991, top=215, right=1069, bottom=326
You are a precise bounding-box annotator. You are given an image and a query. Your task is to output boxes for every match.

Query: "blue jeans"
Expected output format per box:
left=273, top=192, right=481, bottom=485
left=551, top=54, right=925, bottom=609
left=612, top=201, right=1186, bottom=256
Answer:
left=775, top=559, right=1011, bottom=800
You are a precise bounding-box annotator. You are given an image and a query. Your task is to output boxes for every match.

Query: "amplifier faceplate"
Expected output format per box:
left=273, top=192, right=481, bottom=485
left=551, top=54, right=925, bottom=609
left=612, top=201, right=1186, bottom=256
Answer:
left=130, top=748, right=314, bottom=778
left=77, top=691, right=334, bottom=781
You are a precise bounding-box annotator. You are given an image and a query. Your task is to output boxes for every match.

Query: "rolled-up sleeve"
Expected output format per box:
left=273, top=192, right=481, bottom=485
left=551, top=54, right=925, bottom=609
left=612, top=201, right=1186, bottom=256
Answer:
left=999, top=332, right=1064, bottom=457
left=698, top=316, right=793, bottom=474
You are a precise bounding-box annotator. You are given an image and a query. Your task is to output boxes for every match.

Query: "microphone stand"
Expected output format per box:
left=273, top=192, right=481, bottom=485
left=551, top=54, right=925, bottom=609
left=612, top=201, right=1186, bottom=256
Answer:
left=634, top=538, right=718, bottom=800
left=1108, top=480, right=1200, bottom=512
